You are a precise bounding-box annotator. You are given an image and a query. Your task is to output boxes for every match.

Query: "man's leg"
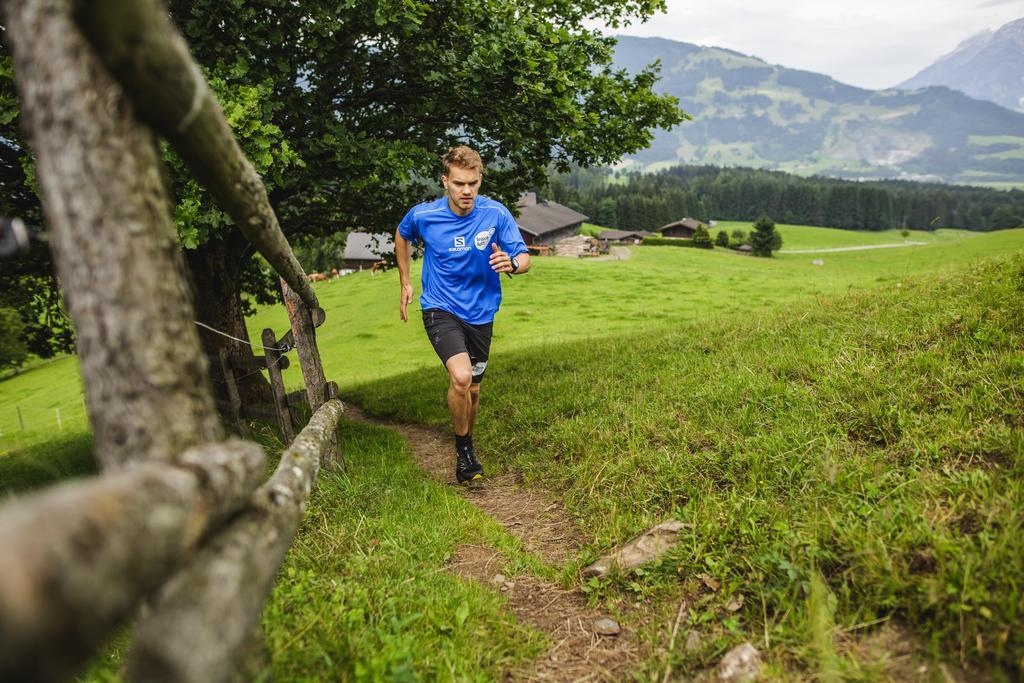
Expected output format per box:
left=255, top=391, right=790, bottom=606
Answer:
left=468, top=383, right=481, bottom=435
left=445, top=352, right=483, bottom=482
left=445, top=352, right=473, bottom=437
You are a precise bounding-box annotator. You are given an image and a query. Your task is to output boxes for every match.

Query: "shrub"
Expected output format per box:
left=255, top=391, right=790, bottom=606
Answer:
left=0, top=307, right=29, bottom=371
left=641, top=236, right=705, bottom=248
left=715, top=230, right=730, bottom=247
left=692, top=224, right=714, bottom=249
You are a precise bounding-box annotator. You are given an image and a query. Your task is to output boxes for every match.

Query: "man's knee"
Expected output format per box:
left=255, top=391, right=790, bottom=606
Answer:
left=449, top=367, right=473, bottom=392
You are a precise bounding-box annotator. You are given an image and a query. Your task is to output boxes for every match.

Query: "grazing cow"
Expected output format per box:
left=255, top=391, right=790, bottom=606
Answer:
left=307, top=272, right=328, bottom=282
left=371, top=260, right=387, bottom=274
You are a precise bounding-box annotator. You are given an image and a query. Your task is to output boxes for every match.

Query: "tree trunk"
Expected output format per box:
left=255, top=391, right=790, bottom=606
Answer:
left=184, top=233, right=272, bottom=407
left=3, top=0, right=223, bottom=470
left=72, top=0, right=320, bottom=312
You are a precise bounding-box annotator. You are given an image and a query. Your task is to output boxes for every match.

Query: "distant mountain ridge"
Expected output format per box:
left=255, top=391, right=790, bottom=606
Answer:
left=899, top=17, right=1024, bottom=113
left=611, top=35, right=1024, bottom=186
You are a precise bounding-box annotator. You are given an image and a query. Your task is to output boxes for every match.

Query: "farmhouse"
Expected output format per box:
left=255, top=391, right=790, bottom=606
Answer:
left=344, top=231, right=394, bottom=270
left=515, top=192, right=589, bottom=246
left=597, top=228, right=655, bottom=244
left=659, top=218, right=707, bottom=239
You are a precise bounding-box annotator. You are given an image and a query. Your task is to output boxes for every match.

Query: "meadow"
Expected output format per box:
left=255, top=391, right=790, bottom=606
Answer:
left=0, top=224, right=1009, bottom=453
left=2, top=224, right=1023, bottom=679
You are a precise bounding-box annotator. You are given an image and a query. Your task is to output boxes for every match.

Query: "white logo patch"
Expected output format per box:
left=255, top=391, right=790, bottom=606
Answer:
left=474, top=228, right=496, bottom=250
left=471, top=361, right=488, bottom=377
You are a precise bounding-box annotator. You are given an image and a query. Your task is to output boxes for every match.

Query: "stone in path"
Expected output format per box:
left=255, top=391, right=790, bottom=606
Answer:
left=716, top=642, right=761, bottom=682
left=582, top=519, right=689, bottom=578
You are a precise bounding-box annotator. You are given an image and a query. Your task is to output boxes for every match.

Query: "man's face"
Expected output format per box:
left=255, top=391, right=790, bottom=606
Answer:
left=442, top=164, right=482, bottom=215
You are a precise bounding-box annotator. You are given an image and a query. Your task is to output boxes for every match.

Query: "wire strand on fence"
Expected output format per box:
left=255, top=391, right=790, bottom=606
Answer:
left=193, top=321, right=289, bottom=352
left=209, top=352, right=287, bottom=386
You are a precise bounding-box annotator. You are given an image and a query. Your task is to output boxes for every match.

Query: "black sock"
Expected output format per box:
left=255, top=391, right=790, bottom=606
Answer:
left=455, top=433, right=472, bottom=451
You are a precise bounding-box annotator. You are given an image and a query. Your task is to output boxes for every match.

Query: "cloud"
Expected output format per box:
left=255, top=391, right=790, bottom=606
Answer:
left=975, top=0, right=1022, bottom=8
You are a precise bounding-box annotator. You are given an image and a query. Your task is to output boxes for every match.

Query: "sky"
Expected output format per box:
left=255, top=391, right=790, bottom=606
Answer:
left=593, top=0, right=1024, bottom=90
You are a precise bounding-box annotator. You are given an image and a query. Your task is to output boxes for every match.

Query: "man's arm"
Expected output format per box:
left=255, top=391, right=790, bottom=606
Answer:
left=396, top=228, right=415, bottom=321
left=514, top=252, right=531, bottom=274
left=489, top=244, right=531, bottom=275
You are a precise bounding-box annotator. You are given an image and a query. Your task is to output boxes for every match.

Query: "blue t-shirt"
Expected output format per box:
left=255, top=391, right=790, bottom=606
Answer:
left=398, top=195, right=528, bottom=324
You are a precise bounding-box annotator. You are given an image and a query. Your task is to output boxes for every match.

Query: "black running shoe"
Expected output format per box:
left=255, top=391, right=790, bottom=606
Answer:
left=456, top=445, right=484, bottom=483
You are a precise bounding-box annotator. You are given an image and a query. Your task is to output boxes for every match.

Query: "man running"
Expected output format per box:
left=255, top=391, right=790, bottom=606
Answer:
left=395, top=146, right=531, bottom=483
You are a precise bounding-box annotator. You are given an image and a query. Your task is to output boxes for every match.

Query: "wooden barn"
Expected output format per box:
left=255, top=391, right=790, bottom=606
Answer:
left=515, top=192, right=589, bottom=246
left=658, top=218, right=707, bottom=238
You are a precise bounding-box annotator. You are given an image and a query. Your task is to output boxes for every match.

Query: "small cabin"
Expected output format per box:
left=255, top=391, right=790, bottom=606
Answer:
left=658, top=218, right=707, bottom=239
left=343, top=232, right=394, bottom=270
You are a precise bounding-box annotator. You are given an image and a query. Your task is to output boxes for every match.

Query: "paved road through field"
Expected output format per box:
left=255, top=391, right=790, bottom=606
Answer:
left=779, top=241, right=928, bottom=254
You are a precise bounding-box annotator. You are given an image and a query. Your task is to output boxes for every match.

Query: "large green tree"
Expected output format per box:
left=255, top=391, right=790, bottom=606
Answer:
left=2, top=0, right=685, bottom=387
left=749, top=214, right=782, bottom=257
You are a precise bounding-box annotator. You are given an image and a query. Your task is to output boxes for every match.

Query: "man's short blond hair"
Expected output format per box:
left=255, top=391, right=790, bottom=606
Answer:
left=441, top=145, right=484, bottom=176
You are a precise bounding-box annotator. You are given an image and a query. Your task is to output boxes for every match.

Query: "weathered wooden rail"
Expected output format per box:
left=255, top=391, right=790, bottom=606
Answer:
left=0, top=0, right=345, bottom=680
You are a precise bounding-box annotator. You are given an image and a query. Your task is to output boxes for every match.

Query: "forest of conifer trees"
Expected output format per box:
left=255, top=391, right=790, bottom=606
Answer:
left=550, top=166, right=1024, bottom=232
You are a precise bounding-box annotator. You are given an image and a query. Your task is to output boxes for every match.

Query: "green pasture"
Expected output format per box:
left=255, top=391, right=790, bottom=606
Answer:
left=712, top=222, right=973, bottom=250
left=1, top=227, right=1021, bottom=452
left=250, top=225, right=1021, bottom=396
left=349, top=254, right=1024, bottom=677
left=1, top=225, right=1023, bottom=679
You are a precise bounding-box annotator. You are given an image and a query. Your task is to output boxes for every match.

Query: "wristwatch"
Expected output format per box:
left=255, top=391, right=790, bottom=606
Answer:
left=510, top=256, right=520, bottom=274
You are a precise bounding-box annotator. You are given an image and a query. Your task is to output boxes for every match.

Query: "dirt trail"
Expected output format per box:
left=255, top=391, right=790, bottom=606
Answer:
left=344, top=405, right=646, bottom=681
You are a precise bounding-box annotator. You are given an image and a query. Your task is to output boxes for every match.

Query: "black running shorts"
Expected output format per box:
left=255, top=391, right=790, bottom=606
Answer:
left=422, top=308, right=493, bottom=383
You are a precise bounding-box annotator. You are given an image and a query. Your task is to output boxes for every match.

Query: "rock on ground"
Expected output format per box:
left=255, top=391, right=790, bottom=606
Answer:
left=716, top=642, right=761, bottom=682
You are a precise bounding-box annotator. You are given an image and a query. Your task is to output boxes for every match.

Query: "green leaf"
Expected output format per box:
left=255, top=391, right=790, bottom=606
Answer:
left=454, top=600, right=470, bottom=626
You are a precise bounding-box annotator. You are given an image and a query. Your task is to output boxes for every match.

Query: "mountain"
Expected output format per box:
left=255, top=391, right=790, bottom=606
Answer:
left=899, top=18, right=1024, bottom=113
left=611, top=36, right=1024, bottom=186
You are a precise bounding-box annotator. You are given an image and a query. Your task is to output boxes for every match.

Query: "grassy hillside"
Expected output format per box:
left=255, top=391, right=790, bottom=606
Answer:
left=349, top=254, right=1024, bottom=676
left=1, top=226, right=1022, bottom=678
left=2, top=227, right=1021, bottom=453
left=714, top=224, right=973, bottom=250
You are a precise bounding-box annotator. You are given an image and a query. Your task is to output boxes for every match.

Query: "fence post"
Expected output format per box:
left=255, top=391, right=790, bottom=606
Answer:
left=55, top=408, right=62, bottom=431
left=262, top=328, right=294, bottom=443
left=281, top=279, right=341, bottom=470
left=218, top=349, right=250, bottom=439
left=127, top=400, right=343, bottom=683
left=281, top=279, right=327, bottom=410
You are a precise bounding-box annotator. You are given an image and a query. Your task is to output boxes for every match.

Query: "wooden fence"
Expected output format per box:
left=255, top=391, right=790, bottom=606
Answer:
left=0, top=0, right=344, bottom=680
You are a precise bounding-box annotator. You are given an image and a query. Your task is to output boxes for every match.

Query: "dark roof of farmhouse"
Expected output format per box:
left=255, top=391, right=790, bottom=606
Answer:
left=344, top=232, right=394, bottom=260
left=659, top=218, right=705, bottom=231
left=515, top=193, right=589, bottom=236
